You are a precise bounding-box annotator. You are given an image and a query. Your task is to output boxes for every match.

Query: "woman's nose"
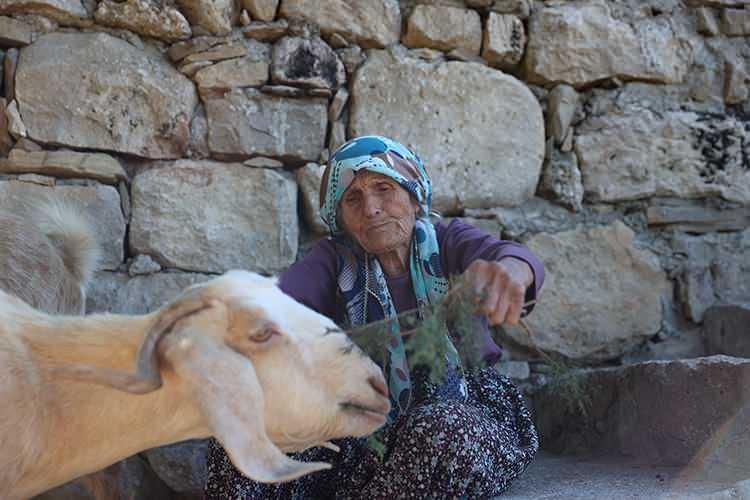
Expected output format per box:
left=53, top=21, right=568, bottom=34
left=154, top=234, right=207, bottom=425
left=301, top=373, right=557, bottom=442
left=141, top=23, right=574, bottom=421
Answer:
left=362, top=194, right=382, bottom=217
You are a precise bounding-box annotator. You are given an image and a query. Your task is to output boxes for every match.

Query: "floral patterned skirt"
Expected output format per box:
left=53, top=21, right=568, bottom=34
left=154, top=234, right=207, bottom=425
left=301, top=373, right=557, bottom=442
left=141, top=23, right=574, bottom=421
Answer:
left=204, top=368, right=538, bottom=499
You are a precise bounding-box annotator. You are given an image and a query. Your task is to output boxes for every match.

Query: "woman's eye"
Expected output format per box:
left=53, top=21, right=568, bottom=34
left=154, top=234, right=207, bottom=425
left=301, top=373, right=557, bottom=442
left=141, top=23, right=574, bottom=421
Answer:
left=251, top=327, right=277, bottom=343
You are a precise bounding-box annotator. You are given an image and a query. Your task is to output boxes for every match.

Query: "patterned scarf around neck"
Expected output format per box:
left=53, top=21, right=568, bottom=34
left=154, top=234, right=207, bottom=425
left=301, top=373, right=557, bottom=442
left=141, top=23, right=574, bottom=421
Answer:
left=320, top=135, right=464, bottom=418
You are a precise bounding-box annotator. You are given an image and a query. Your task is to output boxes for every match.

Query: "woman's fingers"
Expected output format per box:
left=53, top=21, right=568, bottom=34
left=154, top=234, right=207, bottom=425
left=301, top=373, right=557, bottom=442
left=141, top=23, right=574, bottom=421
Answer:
left=504, top=282, right=526, bottom=325
left=464, top=258, right=533, bottom=326
left=489, top=293, right=510, bottom=326
left=482, top=269, right=503, bottom=315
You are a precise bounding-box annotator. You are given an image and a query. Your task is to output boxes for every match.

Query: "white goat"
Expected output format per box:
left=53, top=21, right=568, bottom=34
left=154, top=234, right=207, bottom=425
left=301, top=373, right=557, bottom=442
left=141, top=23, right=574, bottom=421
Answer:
left=0, top=270, right=390, bottom=499
left=0, top=198, right=100, bottom=315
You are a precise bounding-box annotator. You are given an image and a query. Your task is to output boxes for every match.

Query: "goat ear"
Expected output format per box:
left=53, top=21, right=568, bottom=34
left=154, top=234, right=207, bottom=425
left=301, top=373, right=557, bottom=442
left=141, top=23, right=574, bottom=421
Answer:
left=50, top=290, right=216, bottom=394
left=161, top=329, right=331, bottom=483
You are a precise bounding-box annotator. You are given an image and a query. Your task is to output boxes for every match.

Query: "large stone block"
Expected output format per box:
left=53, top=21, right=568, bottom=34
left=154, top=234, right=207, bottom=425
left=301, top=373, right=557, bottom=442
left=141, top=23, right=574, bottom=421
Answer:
left=194, top=55, right=270, bottom=90
left=349, top=48, right=544, bottom=213
left=204, top=88, right=327, bottom=162
left=720, top=8, right=750, bottom=36
left=481, top=13, right=525, bottom=69
left=576, top=110, right=750, bottom=205
left=175, top=0, right=237, bottom=35
left=0, top=180, right=125, bottom=270
left=242, top=0, right=278, bottom=21
left=0, top=149, right=128, bottom=184
left=87, top=270, right=211, bottom=314
left=0, top=16, right=33, bottom=47
left=271, top=36, right=345, bottom=90
left=130, top=161, right=298, bottom=274
left=296, top=162, right=328, bottom=233
left=279, top=0, right=400, bottom=49
left=403, top=5, right=482, bottom=55
left=94, top=0, right=191, bottom=42
left=504, top=221, right=670, bottom=361
left=16, top=32, right=198, bottom=159
left=675, top=229, right=750, bottom=323
left=0, top=0, right=92, bottom=26
left=524, top=0, right=689, bottom=88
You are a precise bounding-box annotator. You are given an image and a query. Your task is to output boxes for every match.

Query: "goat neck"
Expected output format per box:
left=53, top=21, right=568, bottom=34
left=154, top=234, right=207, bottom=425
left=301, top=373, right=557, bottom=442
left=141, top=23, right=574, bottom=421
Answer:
left=11, top=311, right=208, bottom=498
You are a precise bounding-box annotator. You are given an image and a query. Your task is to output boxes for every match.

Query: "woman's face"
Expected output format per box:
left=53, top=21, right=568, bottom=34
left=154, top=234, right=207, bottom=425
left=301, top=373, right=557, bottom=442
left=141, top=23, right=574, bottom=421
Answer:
left=339, top=170, right=419, bottom=257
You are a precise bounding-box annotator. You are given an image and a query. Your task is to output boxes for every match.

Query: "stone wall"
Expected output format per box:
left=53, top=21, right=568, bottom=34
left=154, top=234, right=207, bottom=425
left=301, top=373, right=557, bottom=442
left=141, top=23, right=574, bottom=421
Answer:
left=1, top=0, right=748, bottom=497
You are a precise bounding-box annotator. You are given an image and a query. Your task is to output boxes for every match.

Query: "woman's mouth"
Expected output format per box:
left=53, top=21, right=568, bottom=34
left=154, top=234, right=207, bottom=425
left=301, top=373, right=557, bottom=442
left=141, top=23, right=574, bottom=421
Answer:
left=366, top=220, right=393, bottom=231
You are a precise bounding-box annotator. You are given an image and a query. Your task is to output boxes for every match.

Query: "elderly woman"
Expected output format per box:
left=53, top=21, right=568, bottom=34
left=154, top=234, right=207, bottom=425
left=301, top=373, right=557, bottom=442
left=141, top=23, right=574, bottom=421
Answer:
left=205, top=136, right=544, bottom=499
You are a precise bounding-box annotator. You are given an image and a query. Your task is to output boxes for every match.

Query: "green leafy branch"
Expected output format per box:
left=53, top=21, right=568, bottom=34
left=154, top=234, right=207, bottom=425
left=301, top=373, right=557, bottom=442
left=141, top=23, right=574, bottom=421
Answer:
left=514, top=321, right=591, bottom=418
left=345, top=275, right=590, bottom=456
left=345, top=275, right=484, bottom=384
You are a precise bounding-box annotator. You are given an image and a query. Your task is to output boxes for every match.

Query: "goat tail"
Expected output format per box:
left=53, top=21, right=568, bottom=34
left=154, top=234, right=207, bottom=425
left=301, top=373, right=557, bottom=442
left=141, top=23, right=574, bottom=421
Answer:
left=32, top=198, right=101, bottom=287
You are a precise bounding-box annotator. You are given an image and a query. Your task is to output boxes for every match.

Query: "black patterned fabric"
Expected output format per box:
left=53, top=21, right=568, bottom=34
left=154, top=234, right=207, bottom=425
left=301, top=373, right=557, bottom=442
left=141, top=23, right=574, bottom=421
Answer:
left=205, top=368, right=538, bottom=499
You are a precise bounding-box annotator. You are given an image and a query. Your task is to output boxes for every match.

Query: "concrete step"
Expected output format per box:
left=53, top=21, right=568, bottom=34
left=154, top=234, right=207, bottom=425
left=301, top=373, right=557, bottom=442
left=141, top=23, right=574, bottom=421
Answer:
left=502, top=452, right=750, bottom=500
left=532, top=355, right=750, bottom=467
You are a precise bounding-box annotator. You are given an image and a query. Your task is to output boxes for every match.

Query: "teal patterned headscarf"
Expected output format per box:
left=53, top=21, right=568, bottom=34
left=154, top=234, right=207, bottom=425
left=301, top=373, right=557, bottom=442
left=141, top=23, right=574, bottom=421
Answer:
left=320, top=136, right=464, bottom=417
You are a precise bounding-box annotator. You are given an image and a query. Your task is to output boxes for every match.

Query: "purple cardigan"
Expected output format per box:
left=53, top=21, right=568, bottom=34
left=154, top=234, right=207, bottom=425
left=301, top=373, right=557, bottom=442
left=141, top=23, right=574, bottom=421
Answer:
left=279, top=219, right=545, bottom=365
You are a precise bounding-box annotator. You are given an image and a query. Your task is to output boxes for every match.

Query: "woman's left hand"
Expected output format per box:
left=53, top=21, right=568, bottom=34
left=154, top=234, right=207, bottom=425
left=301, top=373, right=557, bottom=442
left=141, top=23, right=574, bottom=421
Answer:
left=463, top=258, right=534, bottom=326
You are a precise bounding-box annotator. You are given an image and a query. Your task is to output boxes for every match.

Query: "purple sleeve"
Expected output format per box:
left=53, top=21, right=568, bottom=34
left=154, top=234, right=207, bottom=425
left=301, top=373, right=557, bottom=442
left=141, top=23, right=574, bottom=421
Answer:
left=278, top=239, right=339, bottom=322
left=437, top=218, right=545, bottom=310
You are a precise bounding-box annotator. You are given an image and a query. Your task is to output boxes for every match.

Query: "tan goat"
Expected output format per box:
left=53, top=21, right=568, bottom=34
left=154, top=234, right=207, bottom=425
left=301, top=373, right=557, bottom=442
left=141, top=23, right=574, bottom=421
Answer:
left=0, top=270, right=390, bottom=499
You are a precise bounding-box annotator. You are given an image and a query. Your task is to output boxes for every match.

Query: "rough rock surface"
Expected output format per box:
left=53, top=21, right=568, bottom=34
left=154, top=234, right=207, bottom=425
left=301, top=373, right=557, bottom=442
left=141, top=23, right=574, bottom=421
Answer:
left=481, top=13, right=525, bottom=68
left=504, top=221, right=670, bottom=361
left=242, top=0, right=277, bottom=21
left=0, top=0, right=93, bottom=26
left=349, top=48, right=544, bottom=213
left=576, top=110, right=750, bottom=205
left=175, top=0, right=237, bottom=35
left=0, top=149, right=127, bottom=184
left=0, top=15, right=33, bottom=46
left=539, top=145, right=583, bottom=212
left=524, top=0, right=690, bottom=88
left=194, top=53, right=270, bottom=90
left=204, top=88, right=327, bottom=162
left=271, top=36, right=345, bottom=89
left=296, top=162, right=328, bottom=233
left=16, top=32, right=197, bottom=159
left=144, top=440, right=207, bottom=497
left=675, top=229, right=750, bottom=322
left=0, top=97, right=13, bottom=155
left=87, top=270, right=211, bottom=314
left=279, top=0, right=400, bottom=48
left=94, top=0, right=191, bottom=42
left=534, top=356, right=750, bottom=467
left=703, top=304, right=750, bottom=358
left=403, top=5, right=482, bottom=55
left=130, top=160, right=298, bottom=274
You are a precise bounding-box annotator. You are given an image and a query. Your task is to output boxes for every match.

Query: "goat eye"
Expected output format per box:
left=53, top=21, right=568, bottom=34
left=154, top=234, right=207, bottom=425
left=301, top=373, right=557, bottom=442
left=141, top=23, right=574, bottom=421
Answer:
left=251, top=327, right=278, bottom=343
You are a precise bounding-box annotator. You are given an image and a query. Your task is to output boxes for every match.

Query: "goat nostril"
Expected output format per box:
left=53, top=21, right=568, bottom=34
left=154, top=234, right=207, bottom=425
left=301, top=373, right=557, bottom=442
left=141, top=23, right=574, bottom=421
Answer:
left=368, top=376, right=388, bottom=398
